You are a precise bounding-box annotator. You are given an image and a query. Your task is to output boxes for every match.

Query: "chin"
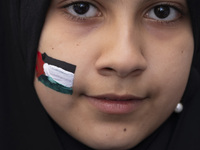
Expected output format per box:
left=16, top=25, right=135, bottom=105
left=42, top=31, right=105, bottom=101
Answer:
left=87, top=141, right=136, bottom=150
left=76, top=132, right=140, bottom=150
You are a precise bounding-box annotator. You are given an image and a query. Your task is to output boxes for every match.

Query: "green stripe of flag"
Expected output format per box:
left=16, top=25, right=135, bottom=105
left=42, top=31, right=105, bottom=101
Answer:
left=38, top=75, right=73, bottom=95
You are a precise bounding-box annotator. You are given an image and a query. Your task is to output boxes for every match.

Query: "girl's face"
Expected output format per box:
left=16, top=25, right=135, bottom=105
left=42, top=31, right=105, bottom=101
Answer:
left=34, top=0, right=193, bottom=149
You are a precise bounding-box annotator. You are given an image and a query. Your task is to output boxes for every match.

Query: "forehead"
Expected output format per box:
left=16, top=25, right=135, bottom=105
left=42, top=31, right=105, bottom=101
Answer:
left=57, top=0, right=186, bottom=3
left=85, top=0, right=186, bottom=3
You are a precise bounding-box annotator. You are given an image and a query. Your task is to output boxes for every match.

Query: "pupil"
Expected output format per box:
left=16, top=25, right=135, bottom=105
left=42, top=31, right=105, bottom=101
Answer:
left=154, top=5, right=170, bottom=19
left=73, top=3, right=90, bottom=15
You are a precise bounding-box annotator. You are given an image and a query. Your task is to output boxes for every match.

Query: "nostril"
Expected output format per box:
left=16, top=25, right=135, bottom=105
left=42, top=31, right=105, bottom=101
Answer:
left=105, top=67, right=113, bottom=71
left=98, top=64, right=145, bottom=77
left=98, top=67, right=115, bottom=76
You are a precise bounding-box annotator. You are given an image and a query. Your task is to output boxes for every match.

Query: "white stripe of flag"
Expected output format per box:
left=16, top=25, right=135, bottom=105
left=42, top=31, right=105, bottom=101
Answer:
left=43, top=63, right=74, bottom=88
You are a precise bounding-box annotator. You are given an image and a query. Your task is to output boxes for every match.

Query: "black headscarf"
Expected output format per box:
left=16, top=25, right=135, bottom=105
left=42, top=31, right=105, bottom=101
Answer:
left=1, top=0, right=200, bottom=150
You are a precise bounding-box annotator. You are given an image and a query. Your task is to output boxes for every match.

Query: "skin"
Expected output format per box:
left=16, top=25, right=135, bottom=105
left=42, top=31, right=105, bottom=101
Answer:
left=34, top=0, right=194, bottom=149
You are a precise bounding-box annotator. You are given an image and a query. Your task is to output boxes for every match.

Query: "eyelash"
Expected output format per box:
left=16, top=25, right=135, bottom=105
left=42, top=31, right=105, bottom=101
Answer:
left=61, top=1, right=101, bottom=22
left=61, top=1, right=184, bottom=24
left=144, top=3, right=184, bottom=25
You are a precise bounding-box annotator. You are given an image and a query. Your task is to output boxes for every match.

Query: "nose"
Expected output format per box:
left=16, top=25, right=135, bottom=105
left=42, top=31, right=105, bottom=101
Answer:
left=95, top=23, right=147, bottom=78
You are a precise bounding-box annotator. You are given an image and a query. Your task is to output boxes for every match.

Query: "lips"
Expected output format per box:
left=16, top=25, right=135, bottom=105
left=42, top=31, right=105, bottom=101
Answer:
left=92, top=94, right=144, bottom=101
left=86, top=94, right=145, bottom=114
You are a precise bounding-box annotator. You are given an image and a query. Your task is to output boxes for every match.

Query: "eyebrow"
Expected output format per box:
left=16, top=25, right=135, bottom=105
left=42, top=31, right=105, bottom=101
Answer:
left=58, top=0, right=155, bottom=5
left=101, top=0, right=152, bottom=3
left=95, top=0, right=155, bottom=6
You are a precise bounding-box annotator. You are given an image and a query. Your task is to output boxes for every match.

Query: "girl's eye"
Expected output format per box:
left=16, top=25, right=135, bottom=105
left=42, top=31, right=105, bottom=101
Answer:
left=146, top=5, right=182, bottom=22
left=65, top=2, right=100, bottom=19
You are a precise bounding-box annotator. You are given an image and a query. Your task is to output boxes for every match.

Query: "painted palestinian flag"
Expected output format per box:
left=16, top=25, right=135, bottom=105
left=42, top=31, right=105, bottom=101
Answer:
left=36, top=51, right=76, bottom=95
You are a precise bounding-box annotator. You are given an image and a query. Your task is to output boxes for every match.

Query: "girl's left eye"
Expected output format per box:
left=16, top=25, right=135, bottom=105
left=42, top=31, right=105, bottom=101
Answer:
left=65, top=2, right=100, bottom=19
left=145, top=4, right=182, bottom=22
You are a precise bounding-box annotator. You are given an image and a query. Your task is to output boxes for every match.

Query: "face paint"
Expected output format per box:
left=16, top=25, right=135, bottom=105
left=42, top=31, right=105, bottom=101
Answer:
left=35, top=51, right=76, bottom=95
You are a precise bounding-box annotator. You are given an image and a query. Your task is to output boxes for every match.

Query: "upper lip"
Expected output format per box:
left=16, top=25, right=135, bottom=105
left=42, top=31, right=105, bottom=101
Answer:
left=87, top=94, right=145, bottom=101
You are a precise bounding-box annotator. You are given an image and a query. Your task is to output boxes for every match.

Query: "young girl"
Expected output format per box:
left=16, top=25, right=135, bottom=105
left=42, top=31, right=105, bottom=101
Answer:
left=1, top=0, right=200, bottom=149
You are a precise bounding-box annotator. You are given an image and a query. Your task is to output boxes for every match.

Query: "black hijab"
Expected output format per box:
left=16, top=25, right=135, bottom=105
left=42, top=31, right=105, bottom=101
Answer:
left=1, top=0, right=200, bottom=150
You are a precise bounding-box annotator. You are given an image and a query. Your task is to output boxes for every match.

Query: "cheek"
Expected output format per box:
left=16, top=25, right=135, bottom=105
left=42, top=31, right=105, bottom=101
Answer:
left=143, top=30, right=194, bottom=114
left=38, top=17, right=100, bottom=69
left=144, top=20, right=193, bottom=85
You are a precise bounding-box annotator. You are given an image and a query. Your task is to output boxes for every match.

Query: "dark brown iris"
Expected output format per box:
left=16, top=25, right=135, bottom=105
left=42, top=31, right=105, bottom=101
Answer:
left=154, top=5, right=170, bottom=19
left=73, top=3, right=90, bottom=15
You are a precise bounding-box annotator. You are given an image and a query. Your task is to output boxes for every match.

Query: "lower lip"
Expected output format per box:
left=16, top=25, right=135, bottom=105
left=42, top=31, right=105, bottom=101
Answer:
left=86, top=96, right=144, bottom=114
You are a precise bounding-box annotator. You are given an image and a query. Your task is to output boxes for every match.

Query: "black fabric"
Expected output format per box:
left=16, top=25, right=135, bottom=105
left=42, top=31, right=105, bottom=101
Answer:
left=1, top=0, right=200, bottom=150
left=0, top=0, right=62, bottom=150
left=50, top=118, right=92, bottom=150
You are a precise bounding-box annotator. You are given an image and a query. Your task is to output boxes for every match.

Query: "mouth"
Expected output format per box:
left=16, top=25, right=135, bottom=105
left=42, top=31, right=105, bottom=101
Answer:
left=92, top=94, right=145, bottom=101
left=85, top=94, right=146, bottom=114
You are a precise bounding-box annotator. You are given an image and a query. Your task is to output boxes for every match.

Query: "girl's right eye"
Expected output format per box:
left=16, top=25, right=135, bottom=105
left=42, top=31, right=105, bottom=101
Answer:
left=64, top=1, right=101, bottom=20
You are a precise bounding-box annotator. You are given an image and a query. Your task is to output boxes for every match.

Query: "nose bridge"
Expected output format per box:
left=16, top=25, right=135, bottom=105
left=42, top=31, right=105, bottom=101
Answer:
left=111, top=21, right=139, bottom=59
left=96, top=19, right=147, bottom=77
left=111, top=8, right=138, bottom=50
